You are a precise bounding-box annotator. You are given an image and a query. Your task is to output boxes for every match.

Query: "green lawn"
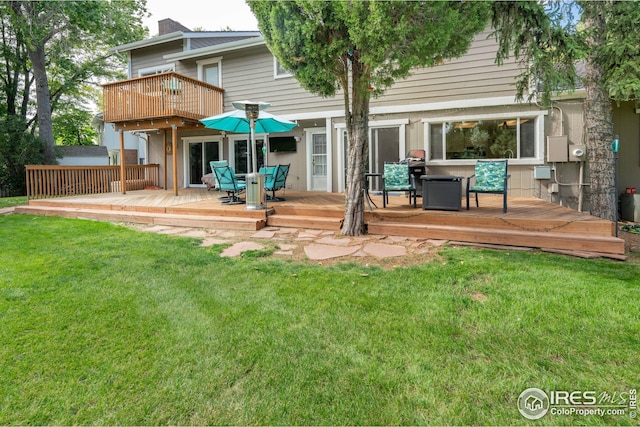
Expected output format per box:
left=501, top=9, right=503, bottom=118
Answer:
left=1, top=214, right=638, bottom=425
left=0, top=196, right=27, bottom=208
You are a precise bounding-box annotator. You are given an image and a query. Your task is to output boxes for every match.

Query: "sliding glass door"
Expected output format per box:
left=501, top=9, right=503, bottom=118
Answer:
left=185, top=137, right=222, bottom=187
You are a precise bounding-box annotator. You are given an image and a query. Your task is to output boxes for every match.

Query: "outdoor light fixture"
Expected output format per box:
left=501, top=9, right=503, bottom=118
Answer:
left=231, top=101, right=271, bottom=176
left=232, top=100, right=270, bottom=210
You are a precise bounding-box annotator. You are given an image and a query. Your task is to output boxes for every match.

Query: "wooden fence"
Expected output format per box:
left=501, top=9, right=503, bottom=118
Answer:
left=26, top=164, right=160, bottom=199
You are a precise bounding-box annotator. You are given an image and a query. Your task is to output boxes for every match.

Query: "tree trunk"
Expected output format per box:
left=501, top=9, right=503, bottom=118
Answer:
left=341, top=60, right=369, bottom=236
left=28, top=42, right=55, bottom=163
left=584, top=5, right=616, bottom=222
left=342, top=100, right=369, bottom=236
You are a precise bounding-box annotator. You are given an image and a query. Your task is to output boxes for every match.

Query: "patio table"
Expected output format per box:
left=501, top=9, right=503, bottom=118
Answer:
left=420, top=175, right=462, bottom=211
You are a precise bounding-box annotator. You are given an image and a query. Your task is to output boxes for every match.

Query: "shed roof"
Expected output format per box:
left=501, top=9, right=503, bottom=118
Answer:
left=58, top=146, right=109, bottom=157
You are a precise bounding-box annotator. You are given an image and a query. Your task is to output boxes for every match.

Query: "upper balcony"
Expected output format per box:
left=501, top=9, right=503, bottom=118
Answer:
left=102, top=72, right=224, bottom=130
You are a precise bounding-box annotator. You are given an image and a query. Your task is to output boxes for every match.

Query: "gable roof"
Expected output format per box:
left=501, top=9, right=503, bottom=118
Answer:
left=112, top=30, right=262, bottom=54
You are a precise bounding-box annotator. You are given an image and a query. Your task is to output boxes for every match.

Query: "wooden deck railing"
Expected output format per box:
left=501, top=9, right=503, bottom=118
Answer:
left=26, top=164, right=160, bottom=199
left=102, top=72, right=224, bottom=123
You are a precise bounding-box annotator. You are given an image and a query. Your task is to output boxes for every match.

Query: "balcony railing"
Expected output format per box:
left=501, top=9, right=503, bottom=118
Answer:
left=26, top=164, right=160, bottom=199
left=102, top=72, right=224, bottom=124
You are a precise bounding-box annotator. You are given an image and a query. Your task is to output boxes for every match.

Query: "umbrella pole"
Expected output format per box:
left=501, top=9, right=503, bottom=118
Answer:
left=250, top=118, right=258, bottom=174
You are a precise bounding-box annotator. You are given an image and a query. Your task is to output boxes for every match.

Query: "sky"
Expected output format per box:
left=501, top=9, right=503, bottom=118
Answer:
left=142, top=0, right=259, bottom=34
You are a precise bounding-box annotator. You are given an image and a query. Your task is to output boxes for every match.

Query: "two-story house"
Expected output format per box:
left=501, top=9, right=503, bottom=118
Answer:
left=103, top=18, right=640, bottom=215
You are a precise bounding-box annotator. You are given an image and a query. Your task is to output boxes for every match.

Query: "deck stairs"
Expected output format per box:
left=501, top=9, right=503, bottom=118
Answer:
left=16, top=194, right=625, bottom=256
left=266, top=206, right=343, bottom=231
left=16, top=201, right=265, bottom=231
left=365, top=211, right=624, bottom=256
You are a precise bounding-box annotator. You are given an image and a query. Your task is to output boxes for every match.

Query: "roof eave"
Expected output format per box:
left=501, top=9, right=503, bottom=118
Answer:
left=111, top=31, right=185, bottom=53
left=111, top=31, right=264, bottom=54
left=163, top=36, right=266, bottom=61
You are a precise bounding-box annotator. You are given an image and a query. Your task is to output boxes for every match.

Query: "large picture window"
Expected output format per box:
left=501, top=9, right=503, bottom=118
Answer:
left=425, top=113, right=543, bottom=163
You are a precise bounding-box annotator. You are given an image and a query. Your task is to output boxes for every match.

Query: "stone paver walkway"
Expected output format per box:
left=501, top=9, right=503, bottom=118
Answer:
left=125, top=223, right=448, bottom=263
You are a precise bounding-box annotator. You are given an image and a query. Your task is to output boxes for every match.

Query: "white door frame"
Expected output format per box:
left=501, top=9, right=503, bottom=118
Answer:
left=335, top=119, right=408, bottom=193
left=182, top=135, right=223, bottom=188
left=228, top=133, right=267, bottom=174
left=305, top=125, right=332, bottom=192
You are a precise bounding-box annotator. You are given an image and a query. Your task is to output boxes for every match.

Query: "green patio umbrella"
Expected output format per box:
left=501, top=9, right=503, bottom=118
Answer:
left=200, top=101, right=297, bottom=174
left=200, top=109, right=297, bottom=134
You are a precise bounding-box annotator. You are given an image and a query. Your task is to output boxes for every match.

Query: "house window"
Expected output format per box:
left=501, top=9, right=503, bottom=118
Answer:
left=426, top=114, right=542, bottom=162
left=138, top=64, right=175, bottom=77
left=197, top=57, right=222, bottom=87
left=228, top=135, right=266, bottom=174
left=274, top=57, right=292, bottom=79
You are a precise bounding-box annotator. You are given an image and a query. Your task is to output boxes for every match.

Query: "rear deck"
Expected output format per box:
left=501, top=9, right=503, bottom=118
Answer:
left=16, top=189, right=624, bottom=257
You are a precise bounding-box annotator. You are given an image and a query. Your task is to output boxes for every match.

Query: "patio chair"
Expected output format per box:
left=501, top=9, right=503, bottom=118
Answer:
left=382, top=162, right=417, bottom=208
left=212, top=164, right=246, bottom=205
left=466, top=159, right=510, bottom=213
left=258, top=165, right=276, bottom=179
left=259, top=165, right=276, bottom=200
left=209, top=160, right=231, bottom=199
left=210, top=160, right=228, bottom=170
left=264, top=163, right=290, bottom=201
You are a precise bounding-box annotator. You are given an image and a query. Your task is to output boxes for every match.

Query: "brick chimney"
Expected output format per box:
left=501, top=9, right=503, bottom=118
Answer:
left=158, top=18, right=191, bottom=35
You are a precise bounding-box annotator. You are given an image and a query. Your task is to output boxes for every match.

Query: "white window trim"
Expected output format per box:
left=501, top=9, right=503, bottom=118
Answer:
left=335, top=119, right=408, bottom=192
left=138, top=63, right=175, bottom=77
left=181, top=135, right=224, bottom=188
left=274, top=56, right=292, bottom=79
left=422, top=111, right=547, bottom=166
left=197, top=56, right=223, bottom=87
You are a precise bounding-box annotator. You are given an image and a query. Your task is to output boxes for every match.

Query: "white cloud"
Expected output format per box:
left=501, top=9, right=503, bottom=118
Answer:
left=142, top=0, right=259, bottom=34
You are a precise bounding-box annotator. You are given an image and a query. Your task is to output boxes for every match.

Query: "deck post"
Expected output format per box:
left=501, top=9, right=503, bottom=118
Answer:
left=119, top=129, right=126, bottom=194
left=171, top=124, right=178, bottom=196
left=163, top=130, right=168, bottom=190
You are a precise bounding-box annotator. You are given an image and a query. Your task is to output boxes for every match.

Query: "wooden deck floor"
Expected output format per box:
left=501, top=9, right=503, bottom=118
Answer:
left=20, top=188, right=624, bottom=255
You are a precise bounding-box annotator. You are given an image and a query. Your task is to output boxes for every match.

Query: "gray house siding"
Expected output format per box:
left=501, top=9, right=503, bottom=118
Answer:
left=377, top=31, right=520, bottom=105
left=127, top=29, right=519, bottom=115
left=216, top=46, right=343, bottom=115
left=129, top=41, right=184, bottom=76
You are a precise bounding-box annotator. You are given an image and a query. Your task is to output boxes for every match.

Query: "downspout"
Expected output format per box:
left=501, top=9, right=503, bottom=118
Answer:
left=577, top=161, right=584, bottom=212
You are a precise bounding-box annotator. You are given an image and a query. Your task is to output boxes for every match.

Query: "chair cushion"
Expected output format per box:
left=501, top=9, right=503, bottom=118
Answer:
left=385, top=185, right=413, bottom=191
left=470, top=184, right=503, bottom=192
left=472, top=161, right=506, bottom=192
left=383, top=163, right=411, bottom=187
